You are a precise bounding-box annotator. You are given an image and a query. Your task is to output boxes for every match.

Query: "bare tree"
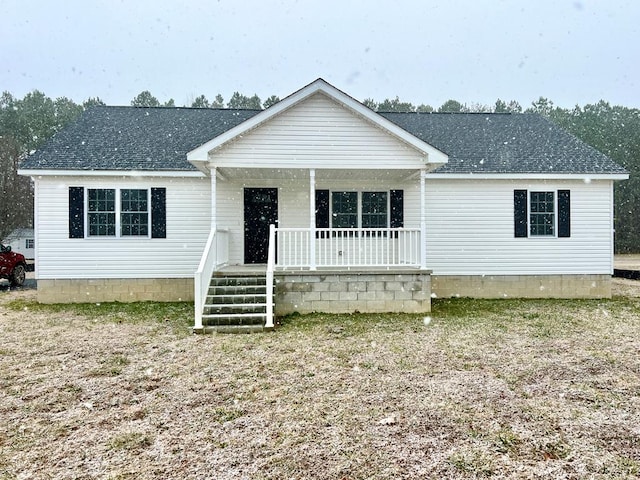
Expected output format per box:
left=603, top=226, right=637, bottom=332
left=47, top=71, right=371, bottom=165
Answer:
left=0, top=135, right=32, bottom=240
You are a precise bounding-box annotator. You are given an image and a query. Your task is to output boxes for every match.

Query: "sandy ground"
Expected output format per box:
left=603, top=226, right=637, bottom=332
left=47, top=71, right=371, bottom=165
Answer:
left=614, top=254, right=640, bottom=270
left=611, top=276, right=640, bottom=296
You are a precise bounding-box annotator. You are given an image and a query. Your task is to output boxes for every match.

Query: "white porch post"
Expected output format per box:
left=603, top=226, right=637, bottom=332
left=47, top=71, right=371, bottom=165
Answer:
left=420, top=169, right=427, bottom=270
left=210, top=167, right=217, bottom=231
left=309, top=168, right=316, bottom=270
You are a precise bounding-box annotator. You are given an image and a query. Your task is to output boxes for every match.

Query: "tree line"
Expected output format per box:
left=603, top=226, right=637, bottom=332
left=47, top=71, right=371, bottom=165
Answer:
left=129, top=90, right=524, bottom=113
left=130, top=90, right=280, bottom=110
left=1, top=89, right=639, bottom=252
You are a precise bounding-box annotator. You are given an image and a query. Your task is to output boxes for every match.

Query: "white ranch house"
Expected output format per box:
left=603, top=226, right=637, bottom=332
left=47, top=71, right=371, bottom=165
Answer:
left=20, top=79, right=628, bottom=332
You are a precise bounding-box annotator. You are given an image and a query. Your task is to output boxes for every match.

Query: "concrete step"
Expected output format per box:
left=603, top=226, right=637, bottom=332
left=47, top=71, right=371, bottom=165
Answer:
left=200, top=274, right=273, bottom=331
left=203, top=303, right=267, bottom=315
left=209, top=276, right=267, bottom=287
left=202, top=312, right=267, bottom=327
left=206, top=294, right=267, bottom=304
left=194, top=324, right=273, bottom=334
left=208, top=285, right=267, bottom=295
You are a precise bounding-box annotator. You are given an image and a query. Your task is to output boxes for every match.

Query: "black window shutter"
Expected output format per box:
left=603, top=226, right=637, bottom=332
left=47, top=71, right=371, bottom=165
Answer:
left=390, top=189, right=404, bottom=228
left=514, top=189, right=528, bottom=238
left=69, top=187, right=84, bottom=238
left=558, top=190, right=570, bottom=238
left=315, top=190, right=330, bottom=228
left=151, top=187, right=166, bottom=238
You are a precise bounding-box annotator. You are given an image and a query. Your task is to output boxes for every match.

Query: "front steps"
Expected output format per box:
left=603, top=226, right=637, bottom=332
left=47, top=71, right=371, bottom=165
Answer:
left=198, top=275, right=273, bottom=333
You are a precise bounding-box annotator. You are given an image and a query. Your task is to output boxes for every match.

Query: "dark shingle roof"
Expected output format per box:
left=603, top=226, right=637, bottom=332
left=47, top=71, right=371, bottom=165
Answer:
left=380, top=112, right=627, bottom=174
left=21, top=106, right=626, bottom=175
left=21, top=106, right=260, bottom=171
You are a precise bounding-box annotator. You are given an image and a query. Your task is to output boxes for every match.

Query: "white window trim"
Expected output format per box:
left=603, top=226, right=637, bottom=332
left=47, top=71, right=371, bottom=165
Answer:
left=85, top=188, right=151, bottom=239
left=330, top=190, right=390, bottom=229
left=528, top=190, right=557, bottom=238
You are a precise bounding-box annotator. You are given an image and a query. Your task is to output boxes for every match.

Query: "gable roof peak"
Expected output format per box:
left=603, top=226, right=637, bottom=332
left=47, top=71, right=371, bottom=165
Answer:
left=186, top=78, right=449, bottom=168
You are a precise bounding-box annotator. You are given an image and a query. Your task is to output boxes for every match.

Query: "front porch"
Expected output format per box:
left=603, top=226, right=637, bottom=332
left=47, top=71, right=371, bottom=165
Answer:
left=192, top=164, right=436, bottom=331
left=193, top=227, right=432, bottom=332
left=181, top=79, right=449, bottom=331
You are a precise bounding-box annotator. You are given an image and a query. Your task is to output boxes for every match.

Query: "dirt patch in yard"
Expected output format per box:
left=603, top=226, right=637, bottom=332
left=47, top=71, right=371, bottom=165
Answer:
left=1, top=280, right=639, bottom=479
left=612, top=277, right=640, bottom=297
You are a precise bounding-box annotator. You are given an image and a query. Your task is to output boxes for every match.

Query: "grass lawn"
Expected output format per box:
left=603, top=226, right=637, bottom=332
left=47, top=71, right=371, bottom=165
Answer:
left=1, top=283, right=639, bottom=479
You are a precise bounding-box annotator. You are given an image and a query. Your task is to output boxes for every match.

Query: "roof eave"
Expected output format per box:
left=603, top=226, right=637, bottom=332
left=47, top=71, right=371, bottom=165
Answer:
left=426, top=172, right=629, bottom=180
left=18, top=168, right=206, bottom=178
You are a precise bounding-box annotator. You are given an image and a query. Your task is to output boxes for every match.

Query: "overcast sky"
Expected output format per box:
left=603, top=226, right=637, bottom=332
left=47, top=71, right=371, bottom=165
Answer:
left=2, top=0, right=639, bottom=109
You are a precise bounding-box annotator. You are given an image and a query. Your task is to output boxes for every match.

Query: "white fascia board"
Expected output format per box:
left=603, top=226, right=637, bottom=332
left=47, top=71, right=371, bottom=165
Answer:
left=189, top=162, right=210, bottom=175
left=426, top=172, right=630, bottom=180
left=187, top=78, right=449, bottom=167
left=18, top=169, right=205, bottom=178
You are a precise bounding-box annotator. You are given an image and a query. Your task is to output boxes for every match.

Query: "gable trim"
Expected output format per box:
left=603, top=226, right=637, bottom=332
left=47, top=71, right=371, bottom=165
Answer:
left=187, top=78, right=449, bottom=168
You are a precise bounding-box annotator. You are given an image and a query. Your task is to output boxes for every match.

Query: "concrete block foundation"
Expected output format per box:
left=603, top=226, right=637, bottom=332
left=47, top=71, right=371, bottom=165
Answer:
left=274, top=270, right=433, bottom=315
left=35, top=273, right=612, bottom=310
left=37, top=278, right=194, bottom=303
left=431, top=274, right=611, bottom=299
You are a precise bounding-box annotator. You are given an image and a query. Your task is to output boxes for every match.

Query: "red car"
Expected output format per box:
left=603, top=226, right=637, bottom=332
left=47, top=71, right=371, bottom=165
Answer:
left=0, top=244, right=27, bottom=287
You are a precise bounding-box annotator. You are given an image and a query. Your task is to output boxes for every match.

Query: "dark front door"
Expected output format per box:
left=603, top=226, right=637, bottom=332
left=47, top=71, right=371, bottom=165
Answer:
left=244, top=188, right=278, bottom=264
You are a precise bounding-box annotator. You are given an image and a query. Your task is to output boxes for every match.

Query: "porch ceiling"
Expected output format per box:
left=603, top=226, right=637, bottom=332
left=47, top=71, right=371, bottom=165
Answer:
left=215, top=167, right=421, bottom=182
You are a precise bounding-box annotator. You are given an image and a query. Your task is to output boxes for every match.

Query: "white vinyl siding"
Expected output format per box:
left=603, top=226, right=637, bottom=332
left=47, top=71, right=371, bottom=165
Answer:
left=34, top=176, right=210, bottom=279
left=209, top=92, right=427, bottom=265
left=210, top=93, right=428, bottom=170
left=425, top=179, right=614, bottom=275
left=34, top=173, right=615, bottom=278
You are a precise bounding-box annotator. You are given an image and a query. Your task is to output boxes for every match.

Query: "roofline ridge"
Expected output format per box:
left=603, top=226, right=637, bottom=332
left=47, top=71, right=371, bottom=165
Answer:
left=379, top=111, right=516, bottom=115
left=90, top=105, right=263, bottom=112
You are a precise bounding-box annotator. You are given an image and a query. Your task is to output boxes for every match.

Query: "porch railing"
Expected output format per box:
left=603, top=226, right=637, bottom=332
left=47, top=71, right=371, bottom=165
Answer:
left=194, top=228, right=229, bottom=330
left=265, top=224, right=276, bottom=328
left=276, top=228, right=422, bottom=269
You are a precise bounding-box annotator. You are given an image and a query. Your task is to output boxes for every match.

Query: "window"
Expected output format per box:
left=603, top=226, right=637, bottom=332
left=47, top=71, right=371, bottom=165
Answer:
left=69, top=187, right=166, bottom=239
left=514, top=189, right=570, bottom=238
left=88, top=188, right=116, bottom=236
left=86, top=188, right=149, bottom=237
left=322, top=190, right=399, bottom=229
left=120, top=189, right=149, bottom=236
left=25, top=239, right=34, bottom=249
left=529, top=191, right=554, bottom=236
left=362, top=192, right=388, bottom=228
left=332, top=191, right=358, bottom=228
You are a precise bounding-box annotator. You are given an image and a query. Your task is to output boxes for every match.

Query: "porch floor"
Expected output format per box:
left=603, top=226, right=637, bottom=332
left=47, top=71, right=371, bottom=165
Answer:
left=216, top=265, right=431, bottom=275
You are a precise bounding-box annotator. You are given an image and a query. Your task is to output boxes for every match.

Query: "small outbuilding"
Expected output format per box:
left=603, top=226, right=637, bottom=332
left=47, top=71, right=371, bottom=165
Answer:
left=2, top=228, right=35, bottom=260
